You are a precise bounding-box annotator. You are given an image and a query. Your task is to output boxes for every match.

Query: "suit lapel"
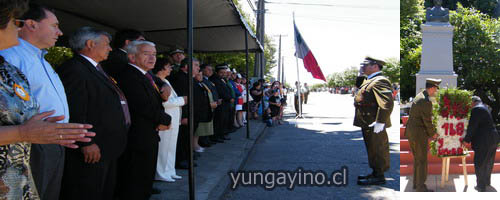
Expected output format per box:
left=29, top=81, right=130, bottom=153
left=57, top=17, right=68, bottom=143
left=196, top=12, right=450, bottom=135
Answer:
left=76, top=55, right=116, bottom=91
left=128, top=64, right=162, bottom=101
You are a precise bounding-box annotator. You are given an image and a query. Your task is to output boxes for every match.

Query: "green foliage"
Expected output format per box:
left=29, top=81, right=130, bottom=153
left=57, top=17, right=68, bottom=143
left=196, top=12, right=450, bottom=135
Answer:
left=326, top=67, right=358, bottom=88
left=195, top=52, right=256, bottom=76
left=382, top=57, right=401, bottom=84
left=401, top=46, right=422, bottom=99
left=310, top=83, right=325, bottom=91
left=424, top=0, right=499, bottom=17
left=401, top=1, right=500, bottom=122
left=401, top=0, right=425, bottom=101
left=430, top=140, right=438, bottom=156
left=450, top=4, right=500, bottom=122
left=196, top=0, right=277, bottom=78
left=432, top=87, right=474, bottom=122
left=45, top=46, right=73, bottom=68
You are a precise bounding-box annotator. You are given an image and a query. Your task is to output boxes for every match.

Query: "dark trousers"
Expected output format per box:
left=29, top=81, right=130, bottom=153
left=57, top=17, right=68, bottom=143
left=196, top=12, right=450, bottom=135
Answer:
left=176, top=125, right=190, bottom=164
left=409, top=137, right=428, bottom=189
left=60, top=150, right=117, bottom=200
left=361, top=128, right=390, bottom=176
left=115, top=143, right=159, bottom=200
left=474, top=145, right=497, bottom=188
left=304, top=92, right=309, bottom=104
left=294, top=95, right=304, bottom=114
left=176, top=123, right=199, bottom=165
left=30, top=144, right=65, bottom=200
left=225, top=103, right=235, bottom=133
left=213, top=107, right=225, bottom=138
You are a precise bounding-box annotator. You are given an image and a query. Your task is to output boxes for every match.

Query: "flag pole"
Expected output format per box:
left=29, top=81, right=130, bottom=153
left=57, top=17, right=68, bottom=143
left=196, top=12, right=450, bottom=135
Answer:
left=294, top=13, right=303, bottom=119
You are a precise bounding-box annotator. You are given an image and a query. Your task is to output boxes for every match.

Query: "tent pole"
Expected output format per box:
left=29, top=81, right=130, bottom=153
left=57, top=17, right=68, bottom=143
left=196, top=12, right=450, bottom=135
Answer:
left=187, top=0, right=195, bottom=199
left=245, top=31, right=250, bottom=139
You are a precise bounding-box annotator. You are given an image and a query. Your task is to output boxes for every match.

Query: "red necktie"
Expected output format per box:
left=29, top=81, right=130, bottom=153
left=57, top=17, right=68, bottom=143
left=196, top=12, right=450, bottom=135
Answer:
left=96, top=64, right=131, bottom=126
left=145, top=73, right=160, bottom=93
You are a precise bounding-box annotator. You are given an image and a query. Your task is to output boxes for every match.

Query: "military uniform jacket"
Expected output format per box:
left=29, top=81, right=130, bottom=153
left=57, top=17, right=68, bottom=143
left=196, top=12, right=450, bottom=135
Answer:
left=353, top=73, right=394, bottom=128
left=405, top=90, right=435, bottom=140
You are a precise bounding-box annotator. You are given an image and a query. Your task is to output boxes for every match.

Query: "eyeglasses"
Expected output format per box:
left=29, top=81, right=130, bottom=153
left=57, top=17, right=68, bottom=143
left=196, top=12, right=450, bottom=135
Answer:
left=14, top=19, right=25, bottom=28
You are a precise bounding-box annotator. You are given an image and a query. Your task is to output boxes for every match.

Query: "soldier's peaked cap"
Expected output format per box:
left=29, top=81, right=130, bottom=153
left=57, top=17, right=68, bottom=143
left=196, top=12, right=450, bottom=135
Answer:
left=364, top=57, right=386, bottom=68
left=169, top=48, right=184, bottom=55
left=426, top=78, right=441, bottom=88
left=215, top=64, right=229, bottom=71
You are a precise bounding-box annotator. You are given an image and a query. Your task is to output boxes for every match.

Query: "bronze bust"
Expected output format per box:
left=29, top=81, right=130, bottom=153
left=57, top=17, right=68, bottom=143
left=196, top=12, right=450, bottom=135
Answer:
left=426, top=0, right=450, bottom=22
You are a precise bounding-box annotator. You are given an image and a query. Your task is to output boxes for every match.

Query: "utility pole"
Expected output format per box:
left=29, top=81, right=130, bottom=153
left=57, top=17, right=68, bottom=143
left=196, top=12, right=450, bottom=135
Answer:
left=281, top=56, right=285, bottom=84
left=254, top=0, right=266, bottom=79
left=277, top=35, right=281, bottom=82
left=272, top=34, right=287, bottom=82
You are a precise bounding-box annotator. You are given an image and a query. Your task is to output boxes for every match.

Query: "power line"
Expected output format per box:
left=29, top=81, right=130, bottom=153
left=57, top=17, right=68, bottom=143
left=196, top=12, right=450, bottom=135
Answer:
left=267, top=12, right=396, bottom=26
left=246, top=0, right=256, bottom=11
left=265, top=1, right=398, bottom=10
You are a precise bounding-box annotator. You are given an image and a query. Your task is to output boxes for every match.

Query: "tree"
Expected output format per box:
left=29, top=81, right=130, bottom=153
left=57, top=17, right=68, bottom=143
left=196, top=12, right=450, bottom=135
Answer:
left=382, top=57, right=401, bottom=84
left=401, top=2, right=500, bottom=122
left=401, top=0, right=425, bottom=101
left=450, top=4, right=500, bottom=122
left=196, top=0, right=277, bottom=78
left=45, top=46, right=73, bottom=68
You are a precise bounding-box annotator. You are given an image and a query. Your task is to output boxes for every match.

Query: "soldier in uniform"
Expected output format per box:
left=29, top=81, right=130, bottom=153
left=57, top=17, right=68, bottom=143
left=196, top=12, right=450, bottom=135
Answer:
left=354, top=57, right=394, bottom=185
left=405, top=78, right=441, bottom=192
left=169, top=48, right=185, bottom=72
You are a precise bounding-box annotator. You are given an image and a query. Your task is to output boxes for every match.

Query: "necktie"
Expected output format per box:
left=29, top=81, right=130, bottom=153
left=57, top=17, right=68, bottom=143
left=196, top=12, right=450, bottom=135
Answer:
left=145, top=72, right=160, bottom=93
left=96, top=64, right=131, bottom=126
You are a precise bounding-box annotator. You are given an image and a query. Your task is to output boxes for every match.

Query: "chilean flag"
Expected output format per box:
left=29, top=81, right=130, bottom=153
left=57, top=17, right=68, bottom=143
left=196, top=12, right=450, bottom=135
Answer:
left=294, top=21, right=326, bottom=82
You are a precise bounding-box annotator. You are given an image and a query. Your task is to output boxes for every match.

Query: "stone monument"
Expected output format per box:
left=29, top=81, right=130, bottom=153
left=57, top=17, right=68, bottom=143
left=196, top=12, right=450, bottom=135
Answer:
left=416, top=0, right=457, bottom=94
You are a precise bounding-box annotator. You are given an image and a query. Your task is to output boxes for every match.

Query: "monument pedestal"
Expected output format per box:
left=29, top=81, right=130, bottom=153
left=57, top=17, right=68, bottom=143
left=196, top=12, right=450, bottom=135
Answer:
left=416, top=22, right=457, bottom=93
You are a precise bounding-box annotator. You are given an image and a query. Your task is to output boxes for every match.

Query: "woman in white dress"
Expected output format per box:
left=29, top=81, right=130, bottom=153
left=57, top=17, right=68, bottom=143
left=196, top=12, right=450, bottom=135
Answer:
left=153, top=58, right=186, bottom=182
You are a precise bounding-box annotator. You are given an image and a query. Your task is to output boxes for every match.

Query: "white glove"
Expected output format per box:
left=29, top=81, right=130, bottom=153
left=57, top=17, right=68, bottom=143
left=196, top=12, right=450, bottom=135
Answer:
left=369, top=122, right=385, bottom=134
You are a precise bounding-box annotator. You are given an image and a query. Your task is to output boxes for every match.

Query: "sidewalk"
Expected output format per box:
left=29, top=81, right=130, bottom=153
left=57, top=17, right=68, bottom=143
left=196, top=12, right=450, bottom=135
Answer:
left=401, top=174, right=500, bottom=192
left=150, top=120, right=267, bottom=200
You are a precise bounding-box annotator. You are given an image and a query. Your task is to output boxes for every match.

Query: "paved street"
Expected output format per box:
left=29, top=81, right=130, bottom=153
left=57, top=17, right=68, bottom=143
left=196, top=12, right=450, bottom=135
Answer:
left=223, top=92, right=401, bottom=200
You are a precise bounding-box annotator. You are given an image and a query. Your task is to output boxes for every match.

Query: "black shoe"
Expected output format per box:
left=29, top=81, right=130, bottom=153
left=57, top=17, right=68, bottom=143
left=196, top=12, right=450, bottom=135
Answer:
left=199, top=142, right=212, bottom=148
left=215, top=138, right=225, bottom=143
left=152, top=188, right=161, bottom=194
left=357, top=176, right=386, bottom=185
left=357, top=174, right=375, bottom=180
left=475, top=186, right=486, bottom=192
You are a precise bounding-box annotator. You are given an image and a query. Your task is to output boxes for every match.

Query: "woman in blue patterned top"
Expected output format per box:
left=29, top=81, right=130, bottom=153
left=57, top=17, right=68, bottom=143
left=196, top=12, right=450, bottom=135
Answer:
left=0, top=1, right=95, bottom=199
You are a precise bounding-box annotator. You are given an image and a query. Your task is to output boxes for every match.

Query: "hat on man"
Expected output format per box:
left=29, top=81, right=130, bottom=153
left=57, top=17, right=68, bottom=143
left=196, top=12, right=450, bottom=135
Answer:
left=426, top=78, right=442, bottom=88
left=364, top=57, right=386, bottom=69
left=169, top=48, right=184, bottom=55
left=215, top=64, right=229, bottom=72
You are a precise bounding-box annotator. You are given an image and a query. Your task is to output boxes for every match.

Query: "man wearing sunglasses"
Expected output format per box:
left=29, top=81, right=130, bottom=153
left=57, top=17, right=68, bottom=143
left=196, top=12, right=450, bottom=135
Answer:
left=0, top=3, right=67, bottom=200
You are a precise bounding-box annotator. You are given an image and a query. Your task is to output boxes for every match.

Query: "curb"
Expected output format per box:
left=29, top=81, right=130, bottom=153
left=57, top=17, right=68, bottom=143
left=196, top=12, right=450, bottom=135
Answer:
left=207, top=121, right=268, bottom=200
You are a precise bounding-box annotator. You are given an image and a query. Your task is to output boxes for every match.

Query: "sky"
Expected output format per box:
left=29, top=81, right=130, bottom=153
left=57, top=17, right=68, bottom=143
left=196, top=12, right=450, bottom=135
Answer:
left=240, top=0, right=400, bottom=85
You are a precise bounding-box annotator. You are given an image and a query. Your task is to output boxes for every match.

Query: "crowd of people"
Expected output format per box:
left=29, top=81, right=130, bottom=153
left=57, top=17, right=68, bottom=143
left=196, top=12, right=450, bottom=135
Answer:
left=0, top=1, right=284, bottom=199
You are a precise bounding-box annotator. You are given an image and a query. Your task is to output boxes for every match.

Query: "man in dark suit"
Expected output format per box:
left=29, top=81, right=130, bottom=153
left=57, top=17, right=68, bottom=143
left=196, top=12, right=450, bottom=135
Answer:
left=169, top=58, right=201, bottom=169
left=101, top=29, right=145, bottom=78
left=200, top=64, right=219, bottom=146
left=463, top=96, right=500, bottom=192
left=113, top=40, right=171, bottom=199
left=57, top=27, right=130, bottom=200
left=210, top=65, right=234, bottom=142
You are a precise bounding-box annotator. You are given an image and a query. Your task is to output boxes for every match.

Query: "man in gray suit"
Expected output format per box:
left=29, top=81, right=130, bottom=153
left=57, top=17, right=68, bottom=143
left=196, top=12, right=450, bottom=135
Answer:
left=463, top=96, right=500, bottom=192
